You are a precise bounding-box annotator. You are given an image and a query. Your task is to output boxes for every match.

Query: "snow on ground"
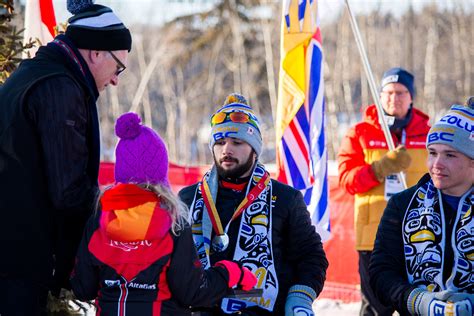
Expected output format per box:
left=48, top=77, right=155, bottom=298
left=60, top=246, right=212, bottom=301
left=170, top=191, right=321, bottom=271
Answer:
left=78, top=299, right=361, bottom=315
left=313, top=299, right=361, bottom=315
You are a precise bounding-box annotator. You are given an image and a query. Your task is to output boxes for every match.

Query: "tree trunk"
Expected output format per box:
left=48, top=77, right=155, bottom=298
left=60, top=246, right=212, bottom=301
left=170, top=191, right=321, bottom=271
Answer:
left=261, top=16, right=277, bottom=124
left=423, top=18, right=438, bottom=119
left=135, top=36, right=153, bottom=128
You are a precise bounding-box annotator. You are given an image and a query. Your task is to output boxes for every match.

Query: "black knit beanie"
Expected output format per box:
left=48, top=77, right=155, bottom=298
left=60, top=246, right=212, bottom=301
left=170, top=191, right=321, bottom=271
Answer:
left=65, top=0, right=132, bottom=52
left=380, top=67, right=415, bottom=99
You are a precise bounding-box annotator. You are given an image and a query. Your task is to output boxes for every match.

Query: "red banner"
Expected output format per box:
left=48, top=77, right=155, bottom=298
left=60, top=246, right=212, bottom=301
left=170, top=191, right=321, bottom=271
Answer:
left=99, top=162, right=360, bottom=301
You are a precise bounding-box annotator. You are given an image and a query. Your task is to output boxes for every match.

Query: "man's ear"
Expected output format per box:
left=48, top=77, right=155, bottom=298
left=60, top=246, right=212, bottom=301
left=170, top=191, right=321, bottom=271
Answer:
left=89, top=50, right=103, bottom=64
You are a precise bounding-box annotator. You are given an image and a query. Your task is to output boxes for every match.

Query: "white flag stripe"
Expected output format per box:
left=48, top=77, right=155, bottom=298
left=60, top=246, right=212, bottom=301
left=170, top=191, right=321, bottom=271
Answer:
left=23, top=0, right=56, bottom=57
left=282, top=130, right=311, bottom=187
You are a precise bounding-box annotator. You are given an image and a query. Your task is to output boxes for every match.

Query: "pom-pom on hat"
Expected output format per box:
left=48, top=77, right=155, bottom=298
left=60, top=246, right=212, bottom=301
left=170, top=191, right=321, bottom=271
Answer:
left=114, top=112, right=169, bottom=186
left=209, top=93, right=263, bottom=157
left=426, top=98, right=474, bottom=159
left=66, top=0, right=132, bottom=51
left=380, top=67, right=415, bottom=99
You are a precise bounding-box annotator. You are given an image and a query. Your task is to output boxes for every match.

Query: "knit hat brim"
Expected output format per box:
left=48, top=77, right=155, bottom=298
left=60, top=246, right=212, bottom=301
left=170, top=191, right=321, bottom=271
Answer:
left=66, top=27, right=132, bottom=51
left=426, top=105, right=474, bottom=159
left=209, top=119, right=263, bottom=157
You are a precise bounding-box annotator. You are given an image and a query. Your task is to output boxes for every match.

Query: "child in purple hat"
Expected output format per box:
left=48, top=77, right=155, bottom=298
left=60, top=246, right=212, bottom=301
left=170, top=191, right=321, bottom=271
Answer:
left=70, top=112, right=257, bottom=315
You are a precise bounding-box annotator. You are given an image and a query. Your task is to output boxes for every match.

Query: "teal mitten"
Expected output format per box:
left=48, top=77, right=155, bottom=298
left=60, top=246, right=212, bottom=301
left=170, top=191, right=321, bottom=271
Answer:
left=285, top=285, right=316, bottom=316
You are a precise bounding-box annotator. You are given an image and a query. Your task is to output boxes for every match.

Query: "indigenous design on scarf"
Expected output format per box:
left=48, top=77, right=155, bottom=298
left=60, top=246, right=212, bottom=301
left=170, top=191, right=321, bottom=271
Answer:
left=402, top=180, right=473, bottom=292
left=190, top=163, right=279, bottom=313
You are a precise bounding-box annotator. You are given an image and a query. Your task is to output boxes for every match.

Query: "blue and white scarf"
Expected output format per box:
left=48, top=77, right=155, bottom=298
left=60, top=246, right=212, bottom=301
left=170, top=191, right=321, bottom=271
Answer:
left=189, top=163, right=279, bottom=313
left=403, top=180, right=473, bottom=292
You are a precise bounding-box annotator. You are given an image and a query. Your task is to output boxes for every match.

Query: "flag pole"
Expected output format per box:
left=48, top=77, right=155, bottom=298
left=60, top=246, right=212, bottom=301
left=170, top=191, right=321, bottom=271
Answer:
left=344, top=0, right=407, bottom=189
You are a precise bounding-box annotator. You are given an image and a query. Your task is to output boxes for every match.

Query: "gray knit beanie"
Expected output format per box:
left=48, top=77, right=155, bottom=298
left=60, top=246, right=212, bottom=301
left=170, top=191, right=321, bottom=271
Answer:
left=426, top=99, right=474, bottom=159
left=209, top=93, right=262, bottom=157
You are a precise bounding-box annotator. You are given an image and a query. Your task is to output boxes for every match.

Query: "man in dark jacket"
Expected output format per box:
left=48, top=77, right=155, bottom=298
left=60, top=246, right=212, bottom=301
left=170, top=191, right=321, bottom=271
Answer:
left=370, top=100, right=474, bottom=315
left=179, top=93, right=328, bottom=315
left=0, top=2, right=131, bottom=315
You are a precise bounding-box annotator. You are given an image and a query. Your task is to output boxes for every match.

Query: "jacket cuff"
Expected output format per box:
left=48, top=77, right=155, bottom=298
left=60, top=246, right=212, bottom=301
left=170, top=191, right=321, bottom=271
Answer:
left=406, top=287, right=423, bottom=315
left=287, top=284, right=317, bottom=302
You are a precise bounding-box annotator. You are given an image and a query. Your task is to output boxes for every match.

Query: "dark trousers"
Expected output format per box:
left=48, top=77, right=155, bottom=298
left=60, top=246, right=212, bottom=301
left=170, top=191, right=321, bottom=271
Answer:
left=0, top=277, right=48, bottom=316
left=358, top=251, right=394, bottom=316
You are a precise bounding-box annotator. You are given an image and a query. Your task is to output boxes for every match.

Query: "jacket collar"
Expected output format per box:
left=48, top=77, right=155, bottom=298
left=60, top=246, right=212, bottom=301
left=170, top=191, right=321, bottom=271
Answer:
left=37, top=34, right=99, bottom=100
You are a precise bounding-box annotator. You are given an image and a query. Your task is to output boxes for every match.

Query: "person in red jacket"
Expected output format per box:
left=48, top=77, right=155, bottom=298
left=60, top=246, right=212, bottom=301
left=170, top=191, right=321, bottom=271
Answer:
left=70, top=112, right=257, bottom=315
left=338, top=67, right=431, bottom=316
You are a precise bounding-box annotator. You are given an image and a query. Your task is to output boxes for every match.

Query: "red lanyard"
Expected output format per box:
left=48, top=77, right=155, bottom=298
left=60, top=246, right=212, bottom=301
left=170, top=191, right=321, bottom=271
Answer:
left=201, top=172, right=270, bottom=236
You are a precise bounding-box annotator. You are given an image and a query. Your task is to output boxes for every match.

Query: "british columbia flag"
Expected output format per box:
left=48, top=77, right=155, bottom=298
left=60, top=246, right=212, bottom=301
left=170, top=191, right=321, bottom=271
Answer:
left=276, top=0, right=330, bottom=241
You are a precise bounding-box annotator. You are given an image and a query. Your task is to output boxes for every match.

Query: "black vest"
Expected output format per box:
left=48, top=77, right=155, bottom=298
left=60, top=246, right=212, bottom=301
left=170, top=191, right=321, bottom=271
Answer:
left=0, top=42, right=100, bottom=283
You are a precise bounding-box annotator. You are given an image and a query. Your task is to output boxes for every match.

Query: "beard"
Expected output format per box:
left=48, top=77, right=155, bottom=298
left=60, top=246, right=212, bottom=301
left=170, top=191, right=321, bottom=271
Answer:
left=214, top=153, right=255, bottom=180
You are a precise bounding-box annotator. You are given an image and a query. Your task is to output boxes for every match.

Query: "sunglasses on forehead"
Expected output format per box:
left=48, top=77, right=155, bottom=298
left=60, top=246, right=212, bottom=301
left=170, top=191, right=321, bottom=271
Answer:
left=108, top=51, right=126, bottom=76
left=211, top=111, right=259, bottom=129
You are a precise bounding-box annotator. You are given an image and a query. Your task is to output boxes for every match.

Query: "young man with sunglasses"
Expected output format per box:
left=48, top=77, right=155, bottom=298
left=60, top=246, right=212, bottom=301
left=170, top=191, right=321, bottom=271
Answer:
left=337, top=67, right=431, bottom=316
left=179, top=93, right=328, bottom=315
left=0, top=2, right=131, bottom=315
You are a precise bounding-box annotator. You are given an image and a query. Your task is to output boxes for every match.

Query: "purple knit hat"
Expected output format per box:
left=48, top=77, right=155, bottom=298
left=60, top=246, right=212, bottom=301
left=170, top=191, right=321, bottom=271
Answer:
left=114, top=112, right=169, bottom=186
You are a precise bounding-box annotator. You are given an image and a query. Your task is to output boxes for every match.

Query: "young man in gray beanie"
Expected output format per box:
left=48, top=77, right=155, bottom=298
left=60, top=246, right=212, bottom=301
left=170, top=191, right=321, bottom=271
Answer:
left=0, top=1, right=131, bottom=314
left=179, top=93, right=328, bottom=315
left=370, top=98, right=474, bottom=315
left=338, top=67, right=431, bottom=315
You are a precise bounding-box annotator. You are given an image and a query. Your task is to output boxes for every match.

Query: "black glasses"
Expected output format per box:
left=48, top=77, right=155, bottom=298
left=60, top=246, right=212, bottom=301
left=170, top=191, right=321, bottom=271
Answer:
left=108, top=51, right=126, bottom=76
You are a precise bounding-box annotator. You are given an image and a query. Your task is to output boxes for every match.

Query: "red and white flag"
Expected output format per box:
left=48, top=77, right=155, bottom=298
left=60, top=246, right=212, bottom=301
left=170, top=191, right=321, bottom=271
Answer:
left=23, top=0, right=57, bottom=57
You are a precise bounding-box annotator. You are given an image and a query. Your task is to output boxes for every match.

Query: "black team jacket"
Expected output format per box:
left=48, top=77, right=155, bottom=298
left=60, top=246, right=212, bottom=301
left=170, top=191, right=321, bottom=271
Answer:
left=179, top=179, right=329, bottom=315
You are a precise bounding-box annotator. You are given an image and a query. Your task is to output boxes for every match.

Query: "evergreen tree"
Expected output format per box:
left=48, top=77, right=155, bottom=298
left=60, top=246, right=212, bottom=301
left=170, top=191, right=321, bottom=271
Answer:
left=0, top=0, right=33, bottom=84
